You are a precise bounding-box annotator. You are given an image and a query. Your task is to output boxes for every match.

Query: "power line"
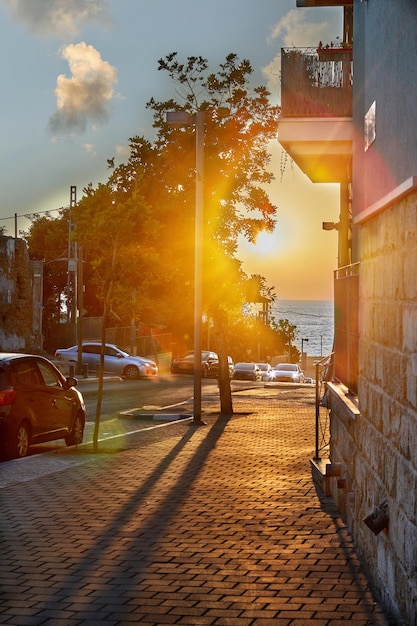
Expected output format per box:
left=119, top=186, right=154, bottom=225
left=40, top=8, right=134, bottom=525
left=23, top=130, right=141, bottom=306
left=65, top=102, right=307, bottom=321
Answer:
left=0, top=207, right=65, bottom=222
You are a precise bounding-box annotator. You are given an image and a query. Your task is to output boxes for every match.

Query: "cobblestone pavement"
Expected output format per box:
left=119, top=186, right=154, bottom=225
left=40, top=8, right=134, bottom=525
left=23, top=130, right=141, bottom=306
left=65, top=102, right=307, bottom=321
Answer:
left=0, top=386, right=393, bottom=625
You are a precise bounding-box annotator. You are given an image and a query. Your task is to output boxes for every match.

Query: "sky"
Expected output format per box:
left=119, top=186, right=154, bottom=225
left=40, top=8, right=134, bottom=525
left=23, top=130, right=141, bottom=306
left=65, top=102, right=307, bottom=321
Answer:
left=0, top=0, right=343, bottom=301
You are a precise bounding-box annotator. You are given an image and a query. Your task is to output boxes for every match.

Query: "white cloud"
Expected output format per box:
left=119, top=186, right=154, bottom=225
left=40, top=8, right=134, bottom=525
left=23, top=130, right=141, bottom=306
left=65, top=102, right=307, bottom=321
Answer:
left=262, top=54, right=281, bottom=105
left=263, top=9, right=340, bottom=101
left=116, top=144, right=130, bottom=158
left=268, top=9, right=336, bottom=49
left=49, top=42, right=118, bottom=134
left=84, top=143, right=96, bottom=155
left=3, top=0, right=109, bottom=38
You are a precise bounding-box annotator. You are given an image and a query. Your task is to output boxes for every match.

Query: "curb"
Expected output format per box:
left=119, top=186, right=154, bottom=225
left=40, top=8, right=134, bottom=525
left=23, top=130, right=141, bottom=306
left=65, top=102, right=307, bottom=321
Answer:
left=119, top=410, right=193, bottom=421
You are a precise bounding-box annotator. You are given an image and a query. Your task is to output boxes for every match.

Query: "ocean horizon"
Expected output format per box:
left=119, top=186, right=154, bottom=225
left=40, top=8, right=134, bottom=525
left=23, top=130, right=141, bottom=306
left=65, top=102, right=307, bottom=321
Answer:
left=272, top=299, right=334, bottom=357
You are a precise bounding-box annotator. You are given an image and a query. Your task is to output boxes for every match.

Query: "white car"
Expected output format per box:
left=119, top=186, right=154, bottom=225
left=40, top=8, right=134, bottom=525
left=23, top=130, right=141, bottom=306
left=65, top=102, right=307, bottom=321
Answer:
left=257, top=363, right=274, bottom=381
left=55, top=342, right=158, bottom=379
left=271, top=363, right=304, bottom=383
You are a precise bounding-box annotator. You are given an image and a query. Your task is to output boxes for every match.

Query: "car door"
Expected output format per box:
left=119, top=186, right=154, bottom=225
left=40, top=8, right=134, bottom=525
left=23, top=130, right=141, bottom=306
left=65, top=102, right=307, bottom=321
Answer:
left=35, top=358, right=75, bottom=433
left=103, top=345, right=124, bottom=374
left=10, top=357, right=47, bottom=439
left=81, top=344, right=101, bottom=371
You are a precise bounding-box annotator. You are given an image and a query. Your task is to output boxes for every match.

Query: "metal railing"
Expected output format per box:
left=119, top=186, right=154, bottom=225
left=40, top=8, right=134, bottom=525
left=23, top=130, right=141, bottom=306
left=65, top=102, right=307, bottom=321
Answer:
left=314, top=352, right=334, bottom=461
left=334, top=263, right=359, bottom=394
left=281, top=46, right=353, bottom=118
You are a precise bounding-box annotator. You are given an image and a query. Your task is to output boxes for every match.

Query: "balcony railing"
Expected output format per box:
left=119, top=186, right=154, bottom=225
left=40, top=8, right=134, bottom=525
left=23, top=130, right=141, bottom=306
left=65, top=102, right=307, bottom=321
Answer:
left=334, top=263, right=359, bottom=394
left=281, top=46, right=353, bottom=118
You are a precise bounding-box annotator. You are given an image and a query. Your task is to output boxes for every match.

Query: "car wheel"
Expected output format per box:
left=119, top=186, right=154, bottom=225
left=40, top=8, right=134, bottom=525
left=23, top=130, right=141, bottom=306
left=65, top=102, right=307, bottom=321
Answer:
left=124, top=365, right=140, bottom=379
left=15, top=422, right=30, bottom=459
left=65, top=413, right=85, bottom=447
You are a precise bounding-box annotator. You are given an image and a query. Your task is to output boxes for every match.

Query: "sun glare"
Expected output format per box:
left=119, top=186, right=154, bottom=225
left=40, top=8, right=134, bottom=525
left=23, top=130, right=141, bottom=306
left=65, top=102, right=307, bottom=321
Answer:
left=253, top=230, right=277, bottom=256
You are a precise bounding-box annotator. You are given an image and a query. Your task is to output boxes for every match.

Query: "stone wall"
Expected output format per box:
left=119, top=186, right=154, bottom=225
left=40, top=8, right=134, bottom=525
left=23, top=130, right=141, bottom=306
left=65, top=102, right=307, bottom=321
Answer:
left=0, top=235, right=34, bottom=351
left=327, top=191, right=417, bottom=625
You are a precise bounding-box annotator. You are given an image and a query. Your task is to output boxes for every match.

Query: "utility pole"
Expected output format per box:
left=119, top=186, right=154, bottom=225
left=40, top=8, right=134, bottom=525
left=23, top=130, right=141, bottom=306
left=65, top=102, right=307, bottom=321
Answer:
left=77, top=244, right=84, bottom=375
left=68, top=186, right=77, bottom=348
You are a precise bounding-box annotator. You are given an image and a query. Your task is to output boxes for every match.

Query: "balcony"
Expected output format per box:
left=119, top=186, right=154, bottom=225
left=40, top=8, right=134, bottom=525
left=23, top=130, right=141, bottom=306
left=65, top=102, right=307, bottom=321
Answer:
left=278, top=46, right=353, bottom=183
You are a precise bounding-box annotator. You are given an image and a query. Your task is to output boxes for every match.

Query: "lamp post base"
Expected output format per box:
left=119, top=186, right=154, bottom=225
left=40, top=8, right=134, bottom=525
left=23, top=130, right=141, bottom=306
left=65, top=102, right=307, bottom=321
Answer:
left=192, top=416, right=207, bottom=426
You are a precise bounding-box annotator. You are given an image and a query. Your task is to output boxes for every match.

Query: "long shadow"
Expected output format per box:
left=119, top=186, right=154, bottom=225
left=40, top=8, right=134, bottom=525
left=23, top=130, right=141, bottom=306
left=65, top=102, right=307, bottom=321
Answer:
left=36, top=413, right=232, bottom=620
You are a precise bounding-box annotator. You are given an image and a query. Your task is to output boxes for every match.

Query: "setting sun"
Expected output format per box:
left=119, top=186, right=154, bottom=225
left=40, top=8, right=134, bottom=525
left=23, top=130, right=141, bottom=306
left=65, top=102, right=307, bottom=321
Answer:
left=253, top=230, right=278, bottom=255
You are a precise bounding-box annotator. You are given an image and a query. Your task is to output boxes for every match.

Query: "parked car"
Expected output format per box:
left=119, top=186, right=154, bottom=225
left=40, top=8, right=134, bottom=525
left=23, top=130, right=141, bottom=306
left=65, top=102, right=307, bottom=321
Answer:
left=233, top=362, right=263, bottom=381
left=55, top=342, right=158, bottom=379
left=257, top=362, right=274, bottom=381
left=171, top=351, right=218, bottom=376
left=206, top=356, right=235, bottom=379
left=271, top=363, right=305, bottom=383
left=0, top=353, right=86, bottom=459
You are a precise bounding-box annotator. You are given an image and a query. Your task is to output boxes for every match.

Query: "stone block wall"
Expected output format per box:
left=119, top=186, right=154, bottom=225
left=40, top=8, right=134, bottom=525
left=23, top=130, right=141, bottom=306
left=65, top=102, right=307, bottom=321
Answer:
left=0, top=235, right=33, bottom=350
left=328, top=192, right=417, bottom=625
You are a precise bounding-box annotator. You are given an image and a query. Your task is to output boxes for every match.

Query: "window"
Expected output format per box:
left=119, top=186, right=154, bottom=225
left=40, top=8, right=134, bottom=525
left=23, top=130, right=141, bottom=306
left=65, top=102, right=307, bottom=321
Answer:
left=37, top=360, right=63, bottom=388
left=105, top=347, right=120, bottom=357
left=12, top=359, right=42, bottom=385
left=83, top=344, right=100, bottom=354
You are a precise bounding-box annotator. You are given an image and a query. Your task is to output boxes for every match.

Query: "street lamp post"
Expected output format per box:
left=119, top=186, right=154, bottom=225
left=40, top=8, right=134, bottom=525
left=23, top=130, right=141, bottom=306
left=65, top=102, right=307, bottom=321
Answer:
left=166, top=110, right=205, bottom=424
left=301, top=337, right=309, bottom=371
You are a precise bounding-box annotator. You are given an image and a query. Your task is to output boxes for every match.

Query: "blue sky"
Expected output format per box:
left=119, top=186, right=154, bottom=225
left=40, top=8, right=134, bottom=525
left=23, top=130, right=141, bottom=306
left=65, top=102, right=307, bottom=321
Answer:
left=0, top=0, right=343, bottom=299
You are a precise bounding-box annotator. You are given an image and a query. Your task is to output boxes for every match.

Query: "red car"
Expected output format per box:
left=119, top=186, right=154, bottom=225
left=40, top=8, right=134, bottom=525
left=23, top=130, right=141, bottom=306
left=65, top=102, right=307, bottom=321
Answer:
left=0, top=353, right=86, bottom=459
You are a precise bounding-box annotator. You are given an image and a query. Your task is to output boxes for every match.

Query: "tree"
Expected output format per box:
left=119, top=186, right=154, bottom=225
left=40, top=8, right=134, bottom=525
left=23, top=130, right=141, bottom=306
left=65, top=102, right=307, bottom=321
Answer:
left=273, top=318, right=299, bottom=362
left=72, top=180, right=157, bottom=451
left=147, top=52, right=280, bottom=413
left=25, top=52, right=282, bottom=422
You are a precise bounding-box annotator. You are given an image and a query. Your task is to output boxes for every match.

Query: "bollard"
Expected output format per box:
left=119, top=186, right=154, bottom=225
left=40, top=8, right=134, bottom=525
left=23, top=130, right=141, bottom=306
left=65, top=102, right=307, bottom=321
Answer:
left=95, top=364, right=101, bottom=377
left=69, top=363, right=75, bottom=378
left=83, top=364, right=88, bottom=379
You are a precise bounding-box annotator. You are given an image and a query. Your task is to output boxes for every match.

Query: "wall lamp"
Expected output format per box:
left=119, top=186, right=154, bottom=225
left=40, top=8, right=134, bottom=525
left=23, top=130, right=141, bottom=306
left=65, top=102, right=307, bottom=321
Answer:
left=363, top=500, right=389, bottom=535
left=322, top=221, right=339, bottom=231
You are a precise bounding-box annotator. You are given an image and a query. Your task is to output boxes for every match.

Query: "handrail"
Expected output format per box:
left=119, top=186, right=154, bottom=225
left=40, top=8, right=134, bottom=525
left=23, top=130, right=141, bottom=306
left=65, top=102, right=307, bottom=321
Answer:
left=314, top=352, right=334, bottom=461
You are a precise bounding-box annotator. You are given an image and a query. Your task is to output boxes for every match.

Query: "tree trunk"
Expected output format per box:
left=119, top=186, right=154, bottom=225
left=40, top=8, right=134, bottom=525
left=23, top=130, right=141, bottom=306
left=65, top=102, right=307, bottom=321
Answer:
left=214, top=318, right=233, bottom=415
left=93, top=233, right=119, bottom=452
left=92, top=304, right=106, bottom=453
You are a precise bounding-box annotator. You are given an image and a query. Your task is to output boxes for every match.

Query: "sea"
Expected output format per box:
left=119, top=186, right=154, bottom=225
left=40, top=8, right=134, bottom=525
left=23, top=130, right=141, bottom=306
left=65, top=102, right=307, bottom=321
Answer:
left=271, top=300, right=334, bottom=357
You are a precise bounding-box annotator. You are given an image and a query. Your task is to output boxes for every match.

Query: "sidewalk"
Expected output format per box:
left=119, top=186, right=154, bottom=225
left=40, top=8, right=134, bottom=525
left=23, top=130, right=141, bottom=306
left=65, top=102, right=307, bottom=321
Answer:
left=0, top=385, right=393, bottom=625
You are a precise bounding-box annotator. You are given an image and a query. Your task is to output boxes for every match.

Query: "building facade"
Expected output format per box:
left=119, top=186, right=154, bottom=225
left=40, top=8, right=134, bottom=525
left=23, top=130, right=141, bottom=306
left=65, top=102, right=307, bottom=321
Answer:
left=0, top=235, right=42, bottom=351
left=279, top=1, right=417, bottom=623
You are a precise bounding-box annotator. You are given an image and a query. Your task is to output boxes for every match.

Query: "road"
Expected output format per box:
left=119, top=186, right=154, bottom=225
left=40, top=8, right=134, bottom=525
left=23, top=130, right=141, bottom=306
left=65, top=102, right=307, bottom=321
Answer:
left=79, top=373, right=221, bottom=421
left=17, top=374, right=258, bottom=457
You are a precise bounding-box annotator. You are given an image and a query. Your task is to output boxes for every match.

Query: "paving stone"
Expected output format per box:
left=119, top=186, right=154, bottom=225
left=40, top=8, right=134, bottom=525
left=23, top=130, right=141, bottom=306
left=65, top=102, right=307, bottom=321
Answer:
left=0, top=387, right=394, bottom=625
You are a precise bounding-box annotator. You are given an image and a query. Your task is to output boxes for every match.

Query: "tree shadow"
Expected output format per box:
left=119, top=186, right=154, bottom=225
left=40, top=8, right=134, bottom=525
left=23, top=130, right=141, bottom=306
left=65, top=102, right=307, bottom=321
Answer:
left=33, top=412, right=233, bottom=620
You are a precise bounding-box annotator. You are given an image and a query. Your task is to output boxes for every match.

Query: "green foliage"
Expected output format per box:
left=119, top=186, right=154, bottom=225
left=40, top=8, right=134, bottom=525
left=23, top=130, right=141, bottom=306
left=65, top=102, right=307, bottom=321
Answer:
left=24, top=53, right=295, bottom=372
left=23, top=211, right=70, bottom=322
left=272, top=318, right=300, bottom=362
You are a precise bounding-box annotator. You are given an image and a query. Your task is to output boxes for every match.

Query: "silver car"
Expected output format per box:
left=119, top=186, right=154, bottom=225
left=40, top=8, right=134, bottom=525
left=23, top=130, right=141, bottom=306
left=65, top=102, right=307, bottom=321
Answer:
left=271, top=363, right=304, bottom=383
left=55, top=342, right=158, bottom=379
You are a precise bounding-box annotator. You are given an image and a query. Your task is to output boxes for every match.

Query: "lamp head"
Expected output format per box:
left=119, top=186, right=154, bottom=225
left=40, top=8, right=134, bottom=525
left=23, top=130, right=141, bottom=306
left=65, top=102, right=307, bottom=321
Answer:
left=166, top=111, right=194, bottom=126
left=322, top=221, right=339, bottom=231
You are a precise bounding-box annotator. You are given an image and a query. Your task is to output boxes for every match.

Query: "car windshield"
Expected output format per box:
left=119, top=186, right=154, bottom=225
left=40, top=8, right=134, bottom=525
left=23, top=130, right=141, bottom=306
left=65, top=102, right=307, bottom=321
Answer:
left=275, top=364, right=296, bottom=371
left=236, top=363, right=253, bottom=370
